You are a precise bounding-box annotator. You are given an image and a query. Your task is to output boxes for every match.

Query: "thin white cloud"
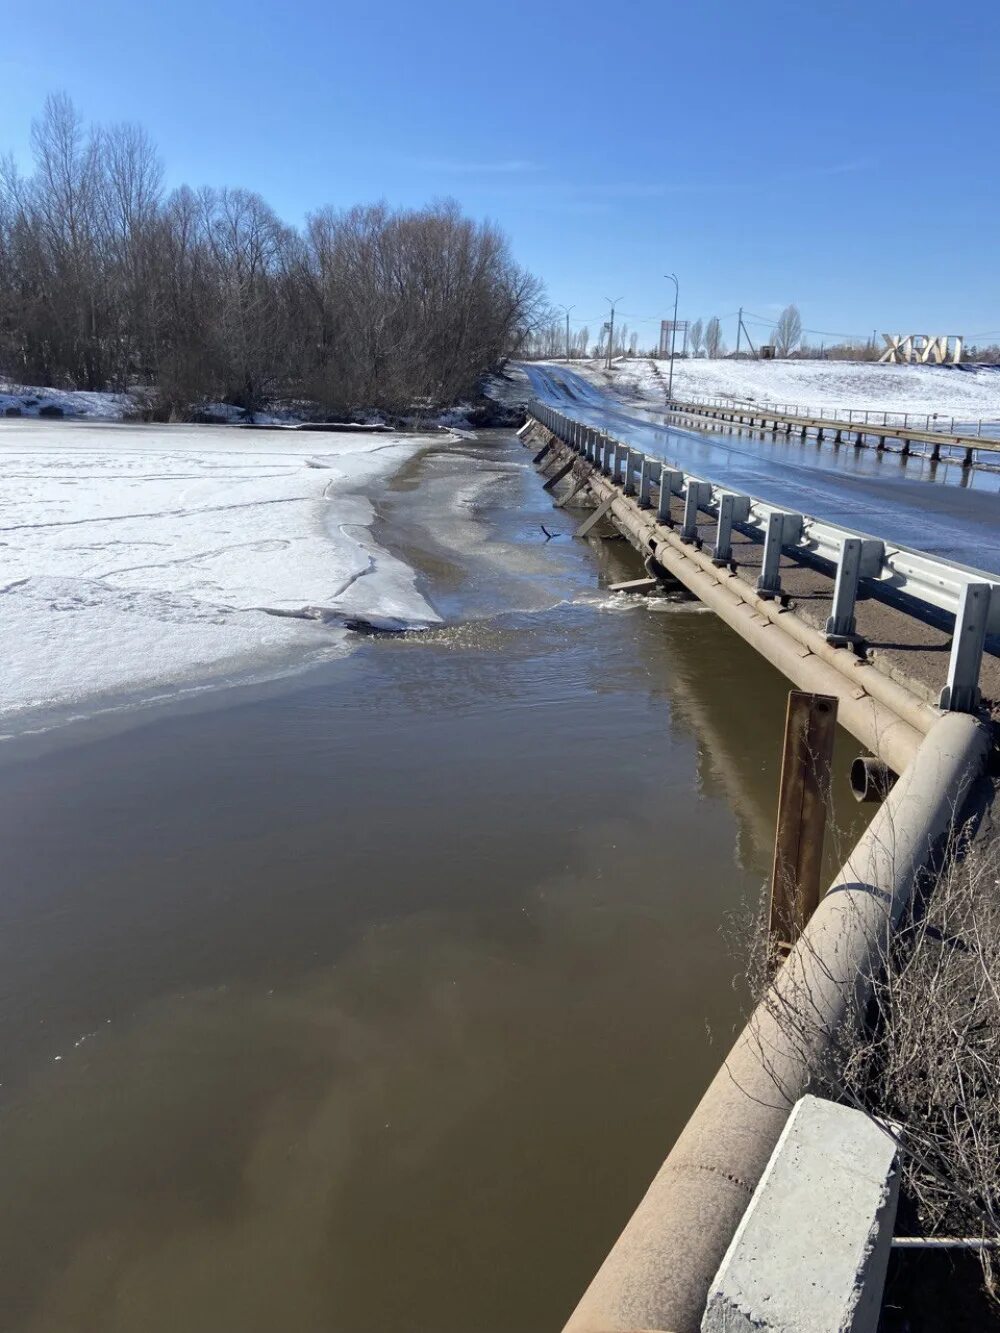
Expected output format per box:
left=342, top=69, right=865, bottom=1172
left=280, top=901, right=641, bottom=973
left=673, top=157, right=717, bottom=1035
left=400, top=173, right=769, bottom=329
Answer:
left=565, top=158, right=876, bottom=200
left=410, top=157, right=539, bottom=174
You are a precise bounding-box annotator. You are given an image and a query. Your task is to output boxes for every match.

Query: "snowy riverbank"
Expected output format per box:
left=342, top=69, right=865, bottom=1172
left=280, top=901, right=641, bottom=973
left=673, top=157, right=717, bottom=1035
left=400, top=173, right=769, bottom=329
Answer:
left=533, top=358, right=1000, bottom=423
left=0, top=420, right=446, bottom=734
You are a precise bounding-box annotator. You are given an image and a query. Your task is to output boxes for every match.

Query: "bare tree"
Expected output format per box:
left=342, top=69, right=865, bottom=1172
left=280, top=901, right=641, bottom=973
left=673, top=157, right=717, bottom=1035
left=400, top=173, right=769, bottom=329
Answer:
left=688, top=317, right=703, bottom=358
left=772, top=304, right=802, bottom=357
left=0, top=97, right=546, bottom=418
left=704, top=315, right=723, bottom=358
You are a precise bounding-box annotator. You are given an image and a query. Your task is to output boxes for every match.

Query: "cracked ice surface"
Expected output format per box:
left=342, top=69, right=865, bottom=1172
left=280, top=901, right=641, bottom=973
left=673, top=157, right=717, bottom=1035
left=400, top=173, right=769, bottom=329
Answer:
left=0, top=421, right=444, bottom=732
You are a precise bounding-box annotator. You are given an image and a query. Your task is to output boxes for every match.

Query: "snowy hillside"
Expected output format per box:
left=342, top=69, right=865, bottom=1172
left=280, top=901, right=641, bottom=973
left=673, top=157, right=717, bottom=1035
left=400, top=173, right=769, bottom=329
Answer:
left=563, top=358, right=1000, bottom=423
left=0, top=421, right=445, bottom=733
left=1, top=383, right=137, bottom=420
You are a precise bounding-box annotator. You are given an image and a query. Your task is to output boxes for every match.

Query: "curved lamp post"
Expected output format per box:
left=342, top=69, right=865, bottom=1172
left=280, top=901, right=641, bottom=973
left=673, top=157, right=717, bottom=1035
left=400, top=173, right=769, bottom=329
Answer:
left=664, top=273, right=679, bottom=401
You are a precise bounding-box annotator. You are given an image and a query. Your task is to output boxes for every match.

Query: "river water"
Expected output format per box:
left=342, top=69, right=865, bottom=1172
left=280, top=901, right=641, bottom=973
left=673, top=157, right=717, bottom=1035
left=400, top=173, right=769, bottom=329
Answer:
left=0, top=430, right=866, bottom=1332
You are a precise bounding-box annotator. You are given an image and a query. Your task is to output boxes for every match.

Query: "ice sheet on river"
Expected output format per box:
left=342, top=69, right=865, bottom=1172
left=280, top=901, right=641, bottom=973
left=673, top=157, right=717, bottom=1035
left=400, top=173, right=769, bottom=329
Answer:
left=0, top=421, right=444, bottom=731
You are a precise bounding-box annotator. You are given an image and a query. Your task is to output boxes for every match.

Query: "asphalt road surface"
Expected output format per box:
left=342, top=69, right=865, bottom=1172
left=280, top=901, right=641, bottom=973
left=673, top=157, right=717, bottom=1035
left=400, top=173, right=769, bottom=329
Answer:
left=522, top=363, right=1000, bottom=576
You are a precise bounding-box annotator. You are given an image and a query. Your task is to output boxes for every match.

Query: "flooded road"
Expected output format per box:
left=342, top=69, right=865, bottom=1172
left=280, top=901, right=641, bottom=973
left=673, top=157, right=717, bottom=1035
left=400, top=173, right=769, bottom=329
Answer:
left=0, top=431, right=866, bottom=1332
left=523, top=364, right=1000, bottom=573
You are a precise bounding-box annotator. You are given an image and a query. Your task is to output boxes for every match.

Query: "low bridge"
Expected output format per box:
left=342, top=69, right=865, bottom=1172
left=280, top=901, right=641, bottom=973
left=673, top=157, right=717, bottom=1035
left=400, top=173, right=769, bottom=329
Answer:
left=520, top=396, right=999, bottom=1333
left=667, top=394, right=1000, bottom=467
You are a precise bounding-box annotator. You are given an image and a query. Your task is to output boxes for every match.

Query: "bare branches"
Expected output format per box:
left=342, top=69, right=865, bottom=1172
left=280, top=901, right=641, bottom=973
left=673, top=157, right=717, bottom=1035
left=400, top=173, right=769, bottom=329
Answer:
left=771, top=304, right=802, bottom=358
left=704, top=315, right=724, bottom=359
left=741, top=824, right=1000, bottom=1302
left=0, top=98, right=544, bottom=417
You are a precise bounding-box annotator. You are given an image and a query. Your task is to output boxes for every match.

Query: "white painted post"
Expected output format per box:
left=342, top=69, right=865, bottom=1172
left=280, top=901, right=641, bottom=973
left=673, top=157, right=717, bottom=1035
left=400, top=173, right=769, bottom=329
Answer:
left=712, top=492, right=750, bottom=566
left=657, top=469, right=683, bottom=523
left=600, top=434, right=613, bottom=474
left=939, top=583, right=992, bottom=712
left=624, top=448, right=641, bottom=496
left=756, top=511, right=801, bottom=599
left=638, top=456, right=654, bottom=508
left=614, top=442, right=628, bottom=485
left=680, top=481, right=711, bottom=543
left=825, top=538, right=863, bottom=643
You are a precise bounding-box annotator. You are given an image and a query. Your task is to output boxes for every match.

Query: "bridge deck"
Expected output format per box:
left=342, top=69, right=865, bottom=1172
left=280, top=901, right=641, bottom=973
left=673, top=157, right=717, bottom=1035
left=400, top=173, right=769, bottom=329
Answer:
left=539, top=438, right=1000, bottom=720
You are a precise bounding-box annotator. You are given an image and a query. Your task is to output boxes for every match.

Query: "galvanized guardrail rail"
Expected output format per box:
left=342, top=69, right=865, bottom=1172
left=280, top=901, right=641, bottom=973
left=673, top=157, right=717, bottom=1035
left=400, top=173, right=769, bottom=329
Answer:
left=666, top=394, right=1000, bottom=465
left=532, top=400, right=1000, bottom=713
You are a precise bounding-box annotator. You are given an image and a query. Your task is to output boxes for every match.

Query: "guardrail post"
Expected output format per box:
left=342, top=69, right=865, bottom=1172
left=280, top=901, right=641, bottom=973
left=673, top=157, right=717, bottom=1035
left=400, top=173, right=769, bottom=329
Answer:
left=657, top=469, right=683, bottom=523
left=825, top=537, right=863, bottom=644
left=756, top=511, right=801, bottom=599
left=939, top=583, right=991, bottom=712
left=614, top=442, right=628, bottom=485
left=624, top=448, right=641, bottom=496
left=638, top=456, right=654, bottom=508
left=712, top=492, right=750, bottom=567
left=680, top=480, right=711, bottom=543
left=599, top=434, right=612, bottom=474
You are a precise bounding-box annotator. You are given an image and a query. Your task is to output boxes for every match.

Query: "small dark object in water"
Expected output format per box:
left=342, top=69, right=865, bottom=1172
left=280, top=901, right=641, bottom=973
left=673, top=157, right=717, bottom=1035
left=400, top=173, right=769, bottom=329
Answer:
left=341, top=616, right=409, bottom=637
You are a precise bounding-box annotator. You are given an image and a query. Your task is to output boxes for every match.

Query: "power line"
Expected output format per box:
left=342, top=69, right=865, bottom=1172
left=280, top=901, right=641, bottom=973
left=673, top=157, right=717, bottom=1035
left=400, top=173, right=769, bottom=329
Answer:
left=740, top=310, right=869, bottom=341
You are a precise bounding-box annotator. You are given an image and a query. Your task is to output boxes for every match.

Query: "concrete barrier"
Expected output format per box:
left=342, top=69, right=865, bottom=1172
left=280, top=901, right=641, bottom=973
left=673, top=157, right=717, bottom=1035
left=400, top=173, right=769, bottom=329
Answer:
left=702, top=1095, right=899, bottom=1333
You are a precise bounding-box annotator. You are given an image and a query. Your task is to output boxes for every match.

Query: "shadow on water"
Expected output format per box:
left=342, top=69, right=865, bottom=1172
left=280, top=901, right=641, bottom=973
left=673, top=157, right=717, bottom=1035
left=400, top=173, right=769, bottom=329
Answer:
left=0, top=431, right=867, bottom=1332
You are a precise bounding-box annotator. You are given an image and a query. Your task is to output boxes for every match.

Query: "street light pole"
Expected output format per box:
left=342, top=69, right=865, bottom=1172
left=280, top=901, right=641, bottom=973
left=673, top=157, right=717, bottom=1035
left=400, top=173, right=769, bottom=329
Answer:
left=558, top=304, right=575, bottom=363
left=664, top=273, right=679, bottom=401
left=605, top=296, right=623, bottom=371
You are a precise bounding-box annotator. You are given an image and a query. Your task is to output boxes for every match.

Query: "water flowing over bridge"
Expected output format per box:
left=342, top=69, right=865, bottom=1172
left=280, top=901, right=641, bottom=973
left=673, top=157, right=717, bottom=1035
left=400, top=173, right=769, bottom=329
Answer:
left=518, top=367, right=999, bottom=1333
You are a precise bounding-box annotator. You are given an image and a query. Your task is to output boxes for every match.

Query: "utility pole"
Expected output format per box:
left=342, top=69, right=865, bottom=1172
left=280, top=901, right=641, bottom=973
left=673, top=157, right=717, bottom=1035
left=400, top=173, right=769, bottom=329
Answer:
left=604, top=296, right=623, bottom=370
left=558, top=304, right=575, bottom=362
left=664, top=274, right=679, bottom=400
left=736, top=306, right=743, bottom=357
left=738, top=311, right=758, bottom=359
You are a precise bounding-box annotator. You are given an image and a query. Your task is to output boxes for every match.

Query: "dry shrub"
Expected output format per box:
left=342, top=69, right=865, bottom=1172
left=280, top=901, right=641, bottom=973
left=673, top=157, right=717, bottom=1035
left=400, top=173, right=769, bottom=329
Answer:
left=842, top=830, right=1000, bottom=1295
left=738, top=823, right=1000, bottom=1301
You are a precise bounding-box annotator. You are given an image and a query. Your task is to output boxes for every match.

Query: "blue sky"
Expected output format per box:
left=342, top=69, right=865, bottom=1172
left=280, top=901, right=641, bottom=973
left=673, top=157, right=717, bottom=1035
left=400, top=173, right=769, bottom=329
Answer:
left=3, top=0, right=998, bottom=349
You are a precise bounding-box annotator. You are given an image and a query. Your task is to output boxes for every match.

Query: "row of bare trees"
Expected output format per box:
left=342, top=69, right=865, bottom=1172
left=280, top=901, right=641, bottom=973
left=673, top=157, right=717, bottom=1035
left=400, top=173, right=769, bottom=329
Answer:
left=0, top=96, right=546, bottom=416
left=687, top=316, right=724, bottom=358
left=520, top=319, right=644, bottom=361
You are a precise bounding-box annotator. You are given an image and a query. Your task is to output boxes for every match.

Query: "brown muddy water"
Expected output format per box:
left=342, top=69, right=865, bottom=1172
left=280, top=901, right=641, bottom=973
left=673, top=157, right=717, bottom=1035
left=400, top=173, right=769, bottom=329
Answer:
left=0, top=431, right=867, bottom=1332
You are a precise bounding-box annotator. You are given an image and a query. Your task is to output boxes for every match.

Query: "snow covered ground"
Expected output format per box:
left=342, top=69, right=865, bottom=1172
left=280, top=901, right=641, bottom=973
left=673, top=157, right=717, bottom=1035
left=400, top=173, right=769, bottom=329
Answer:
left=549, top=358, right=1000, bottom=425
left=0, top=420, right=446, bottom=734
left=1, top=382, right=137, bottom=421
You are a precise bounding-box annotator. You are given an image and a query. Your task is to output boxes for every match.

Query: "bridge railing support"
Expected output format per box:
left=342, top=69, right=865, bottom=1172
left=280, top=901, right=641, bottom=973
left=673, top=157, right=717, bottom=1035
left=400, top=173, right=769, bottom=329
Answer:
left=638, top=456, right=654, bottom=509
left=940, top=582, right=992, bottom=713
left=825, top=537, right=863, bottom=644
left=680, top=481, right=711, bottom=544
left=756, top=511, right=802, bottom=599
left=624, top=448, right=641, bottom=497
left=658, top=469, right=684, bottom=524
left=712, top=492, right=751, bottom=567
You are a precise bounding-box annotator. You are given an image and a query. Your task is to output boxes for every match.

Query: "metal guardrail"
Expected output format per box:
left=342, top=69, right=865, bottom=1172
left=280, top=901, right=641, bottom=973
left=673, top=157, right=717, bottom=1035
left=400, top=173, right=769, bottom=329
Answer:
left=668, top=395, right=1000, bottom=462
left=672, top=391, right=1000, bottom=440
left=532, top=400, right=1000, bottom=713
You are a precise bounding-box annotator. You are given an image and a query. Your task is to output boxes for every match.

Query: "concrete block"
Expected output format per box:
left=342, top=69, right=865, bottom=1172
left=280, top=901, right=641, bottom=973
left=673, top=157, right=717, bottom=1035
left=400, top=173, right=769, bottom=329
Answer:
left=701, top=1094, right=899, bottom=1333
